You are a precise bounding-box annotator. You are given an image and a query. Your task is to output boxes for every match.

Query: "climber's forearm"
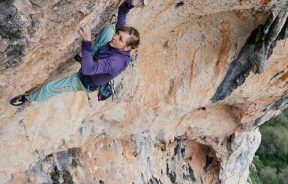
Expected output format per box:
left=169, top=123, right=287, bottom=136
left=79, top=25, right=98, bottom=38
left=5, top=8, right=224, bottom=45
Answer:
left=115, top=1, right=134, bottom=31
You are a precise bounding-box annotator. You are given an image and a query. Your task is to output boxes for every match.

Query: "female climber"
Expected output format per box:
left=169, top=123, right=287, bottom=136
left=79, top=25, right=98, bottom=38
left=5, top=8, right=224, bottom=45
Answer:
left=10, top=0, right=147, bottom=106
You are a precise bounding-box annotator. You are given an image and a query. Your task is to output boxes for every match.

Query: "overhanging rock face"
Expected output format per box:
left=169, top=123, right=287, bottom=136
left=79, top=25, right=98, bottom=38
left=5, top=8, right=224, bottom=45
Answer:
left=0, top=0, right=287, bottom=183
left=211, top=4, right=288, bottom=102
left=0, top=1, right=28, bottom=70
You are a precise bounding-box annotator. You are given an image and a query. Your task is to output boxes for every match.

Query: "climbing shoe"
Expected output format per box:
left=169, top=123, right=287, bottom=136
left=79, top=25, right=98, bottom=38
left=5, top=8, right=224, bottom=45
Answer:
left=10, top=95, right=31, bottom=106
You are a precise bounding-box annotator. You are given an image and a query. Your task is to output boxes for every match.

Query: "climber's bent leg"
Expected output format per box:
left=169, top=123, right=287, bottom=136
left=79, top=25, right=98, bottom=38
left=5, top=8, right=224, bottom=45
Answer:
left=92, top=25, right=115, bottom=55
left=29, top=73, right=83, bottom=101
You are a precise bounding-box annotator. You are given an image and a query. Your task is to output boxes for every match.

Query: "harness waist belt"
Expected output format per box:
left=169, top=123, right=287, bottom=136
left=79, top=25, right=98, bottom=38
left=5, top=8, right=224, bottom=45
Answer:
left=78, top=72, right=98, bottom=91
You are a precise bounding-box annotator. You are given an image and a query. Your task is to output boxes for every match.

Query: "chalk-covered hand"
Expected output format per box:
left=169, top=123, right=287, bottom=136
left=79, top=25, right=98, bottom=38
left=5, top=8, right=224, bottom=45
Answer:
left=79, top=24, right=91, bottom=41
left=129, top=0, right=148, bottom=7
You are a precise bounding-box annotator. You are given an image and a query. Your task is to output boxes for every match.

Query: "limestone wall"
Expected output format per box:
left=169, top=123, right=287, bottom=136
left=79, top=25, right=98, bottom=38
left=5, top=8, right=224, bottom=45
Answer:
left=0, top=0, right=287, bottom=183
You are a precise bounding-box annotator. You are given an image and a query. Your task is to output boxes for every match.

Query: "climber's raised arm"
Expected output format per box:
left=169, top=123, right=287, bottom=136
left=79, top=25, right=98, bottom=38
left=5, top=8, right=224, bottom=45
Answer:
left=116, top=0, right=147, bottom=31
left=115, top=1, right=133, bottom=31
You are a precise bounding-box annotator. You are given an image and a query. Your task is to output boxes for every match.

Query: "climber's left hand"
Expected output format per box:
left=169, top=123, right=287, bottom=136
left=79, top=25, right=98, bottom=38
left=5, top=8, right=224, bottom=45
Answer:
left=130, top=0, right=148, bottom=7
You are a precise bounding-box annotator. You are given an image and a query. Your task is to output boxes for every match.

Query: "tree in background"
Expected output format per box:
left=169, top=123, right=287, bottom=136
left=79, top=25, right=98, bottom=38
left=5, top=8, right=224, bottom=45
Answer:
left=251, top=108, right=288, bottom=184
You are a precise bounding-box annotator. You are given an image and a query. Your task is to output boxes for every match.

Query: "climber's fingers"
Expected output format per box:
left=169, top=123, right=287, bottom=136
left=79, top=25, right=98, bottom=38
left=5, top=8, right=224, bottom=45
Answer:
left=143, top=0, right=148, bottom=6
left=79, top=24, right=92, bottom=41
left=130, top=0, right=148, bottom=7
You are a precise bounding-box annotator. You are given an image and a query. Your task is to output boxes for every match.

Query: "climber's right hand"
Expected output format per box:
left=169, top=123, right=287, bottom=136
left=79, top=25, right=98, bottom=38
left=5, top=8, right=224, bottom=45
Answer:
left=79, top=24, right=92, bottom=42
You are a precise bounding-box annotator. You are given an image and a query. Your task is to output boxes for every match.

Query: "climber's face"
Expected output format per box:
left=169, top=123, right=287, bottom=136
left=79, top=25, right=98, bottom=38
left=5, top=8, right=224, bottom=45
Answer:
left=109, top=31, right=132, bottom=51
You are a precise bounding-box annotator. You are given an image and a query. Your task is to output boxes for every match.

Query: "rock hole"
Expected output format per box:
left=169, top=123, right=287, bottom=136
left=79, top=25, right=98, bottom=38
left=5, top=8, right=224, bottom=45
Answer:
left=175, top=1, right=185, bottom=9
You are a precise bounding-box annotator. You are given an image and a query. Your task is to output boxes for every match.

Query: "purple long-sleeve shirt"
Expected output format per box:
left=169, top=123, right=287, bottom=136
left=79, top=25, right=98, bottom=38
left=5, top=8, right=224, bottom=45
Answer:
left=79, top=1, right=133, bottom=88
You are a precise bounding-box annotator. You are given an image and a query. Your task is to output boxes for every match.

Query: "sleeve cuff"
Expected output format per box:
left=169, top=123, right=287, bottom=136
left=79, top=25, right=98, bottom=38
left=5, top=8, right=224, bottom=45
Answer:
left=125, top=0, right=134, bottom=9
left=82, top=41, right=93, bottom=52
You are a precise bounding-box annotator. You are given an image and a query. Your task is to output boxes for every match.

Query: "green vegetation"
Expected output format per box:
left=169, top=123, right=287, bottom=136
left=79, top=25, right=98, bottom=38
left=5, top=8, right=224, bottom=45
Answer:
left=249, top=162, right=262, bottom=184
left=250, top=108, right=288, bottom=184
